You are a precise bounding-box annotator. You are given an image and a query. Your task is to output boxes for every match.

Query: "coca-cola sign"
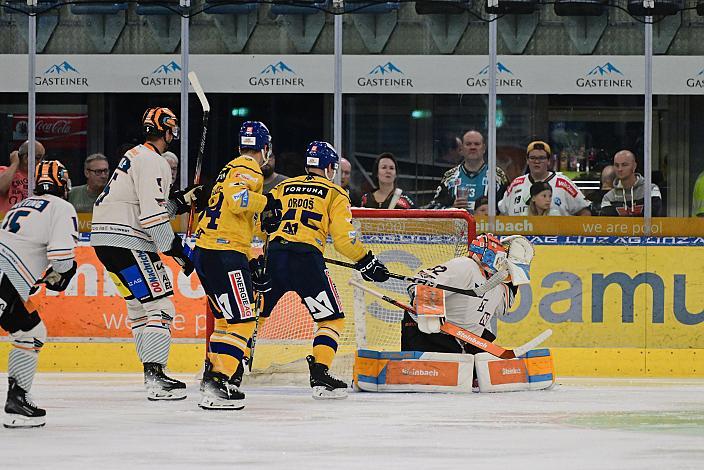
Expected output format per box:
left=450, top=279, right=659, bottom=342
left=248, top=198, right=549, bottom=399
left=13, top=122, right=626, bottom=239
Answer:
left=12, top=114, right=87, bottom=150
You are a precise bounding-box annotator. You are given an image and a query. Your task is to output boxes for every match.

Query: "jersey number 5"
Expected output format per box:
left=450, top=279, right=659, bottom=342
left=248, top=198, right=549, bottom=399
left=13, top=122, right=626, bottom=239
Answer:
left=281, top=208, right=322, bottom=236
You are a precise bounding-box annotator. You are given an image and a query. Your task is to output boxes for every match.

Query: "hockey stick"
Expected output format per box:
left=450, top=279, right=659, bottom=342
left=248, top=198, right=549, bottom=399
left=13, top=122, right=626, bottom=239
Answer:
left=186, top=71, right=210, bottom=238
left=247, top=234, right=270, bottom=373
left=325, top=257, right=507, bottom=298
left=349, top=279, right=552, bottom=359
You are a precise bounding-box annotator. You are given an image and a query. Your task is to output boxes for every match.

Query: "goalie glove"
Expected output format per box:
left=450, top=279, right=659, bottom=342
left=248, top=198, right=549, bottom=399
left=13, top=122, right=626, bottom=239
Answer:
left=355, top=251, right=390, bottom=282
left=163, top=236, right=195, bottom=276
left=40, top=261, right=77, bottom=292
left=261, top=193, right=283, bottom=234
left=500, top=235, right=535, bottom=285
left=171, top=184, right=208, bottom=215
left=249, top=255, right=271, bottom=293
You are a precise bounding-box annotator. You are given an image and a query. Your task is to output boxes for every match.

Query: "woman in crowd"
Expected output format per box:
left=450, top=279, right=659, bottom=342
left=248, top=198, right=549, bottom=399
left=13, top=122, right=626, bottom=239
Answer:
left=360, top=152, right=415, bottom=209
left=528, top=181, right=560, bottom=216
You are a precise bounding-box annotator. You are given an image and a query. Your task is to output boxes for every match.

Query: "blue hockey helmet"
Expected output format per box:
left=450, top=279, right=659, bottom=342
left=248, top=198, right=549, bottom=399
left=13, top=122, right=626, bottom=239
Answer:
left=305, top=141, right=339, bottom=172
left=239, top=121, right=271, bottom=151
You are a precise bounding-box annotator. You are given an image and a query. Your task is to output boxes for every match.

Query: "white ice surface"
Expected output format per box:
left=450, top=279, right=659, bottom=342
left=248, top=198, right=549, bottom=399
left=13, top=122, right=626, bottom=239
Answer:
left=1, top=374, right=703, bottom=470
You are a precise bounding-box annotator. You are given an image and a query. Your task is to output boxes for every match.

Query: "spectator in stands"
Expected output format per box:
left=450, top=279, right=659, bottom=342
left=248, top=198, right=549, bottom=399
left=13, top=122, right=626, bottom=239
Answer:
left=69, top=153, right=109, bottom=213
left=340, top=157, right=361, bottom=206
left=437, top=132, right=463, bottom=165
left=360, top=152, right=415, bottom=209
left=692, top=170, right=704, bottom=217
left=527, top=181, right=560, bottom=216
left=587, top=165, right=616, bottom=215
left=474, top=196, right=489, bottom=216
left=262, top=153, right=288, bottom=194
left=0, top=140, right=45, bottom=213
left=601, top=150, right=661, bottom=217
left=499, top=140, right=591, bottom=216
left=426, top=129, right=507, bottom=213
left=162, top=151, right=179, bottom=183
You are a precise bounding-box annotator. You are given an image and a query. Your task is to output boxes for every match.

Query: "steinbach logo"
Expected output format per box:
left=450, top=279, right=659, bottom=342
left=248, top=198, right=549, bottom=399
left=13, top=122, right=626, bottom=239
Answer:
left=357, top=62, right=414, bottom=87
left=36, top=61, right=88, bottom=87
left=576, top=62, right=632, bottom=88
left=466, top=62, right=522, bottom=88
left=685, top=68, right=704, bottom=88
left=141, top=60, right=181, bottom=87
left=248, top=60, right=304, bottom=87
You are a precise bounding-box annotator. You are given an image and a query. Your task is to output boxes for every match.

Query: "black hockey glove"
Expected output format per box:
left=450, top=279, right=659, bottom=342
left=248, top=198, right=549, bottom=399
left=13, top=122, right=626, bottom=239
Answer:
left=355, top=251, right=390, bottom=283
left=41, top=261, right=77, bottom=292
left=249, top=255, right=271, bottom=293
left=261, top=193, right=283, bottom=234
left=164, top=236, right=195, bottom=276
left=171, top=184, right=208, bottom=215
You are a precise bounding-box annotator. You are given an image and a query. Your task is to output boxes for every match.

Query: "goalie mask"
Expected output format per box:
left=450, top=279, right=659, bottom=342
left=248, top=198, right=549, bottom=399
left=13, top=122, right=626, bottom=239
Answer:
left=35, top=160, right=71, bottom=200
left=239, top=121, right=272, bottom=165
left=469, top=233, right=507, bottom=275
left=305, top=141, right=339, bottom=181
left=142, top=107, right=180, bottom=140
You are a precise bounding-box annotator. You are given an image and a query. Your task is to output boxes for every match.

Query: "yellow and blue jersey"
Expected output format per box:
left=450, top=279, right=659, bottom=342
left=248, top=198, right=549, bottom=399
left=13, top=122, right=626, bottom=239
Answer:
left=267, top=174, right=367, bottom=262
left=195, top=155, right=266, bottom=256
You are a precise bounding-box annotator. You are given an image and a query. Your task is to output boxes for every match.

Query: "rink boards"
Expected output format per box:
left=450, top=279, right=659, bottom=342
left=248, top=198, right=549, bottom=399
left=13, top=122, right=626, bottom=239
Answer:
left=1, top=236, right=704, bottom=378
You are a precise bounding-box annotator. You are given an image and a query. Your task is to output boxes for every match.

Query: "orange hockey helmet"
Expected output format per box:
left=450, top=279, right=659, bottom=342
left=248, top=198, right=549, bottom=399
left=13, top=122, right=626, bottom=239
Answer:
left=35, top=160, right=71, bottom=200
left=142, top=107, right=179, bottom=139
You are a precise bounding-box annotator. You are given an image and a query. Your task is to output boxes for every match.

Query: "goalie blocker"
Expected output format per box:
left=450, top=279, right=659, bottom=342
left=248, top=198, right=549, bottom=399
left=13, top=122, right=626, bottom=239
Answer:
left=353, top=348, right=554, bottom=393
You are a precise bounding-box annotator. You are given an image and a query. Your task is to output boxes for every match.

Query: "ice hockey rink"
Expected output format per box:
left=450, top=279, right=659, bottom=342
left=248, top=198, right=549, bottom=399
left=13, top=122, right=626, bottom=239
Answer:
left=2, top=374, right=702, bottom=470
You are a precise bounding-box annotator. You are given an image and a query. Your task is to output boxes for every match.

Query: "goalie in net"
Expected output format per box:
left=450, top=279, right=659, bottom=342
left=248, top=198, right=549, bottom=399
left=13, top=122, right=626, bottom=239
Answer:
left=404, top=234, right=534, bottom=354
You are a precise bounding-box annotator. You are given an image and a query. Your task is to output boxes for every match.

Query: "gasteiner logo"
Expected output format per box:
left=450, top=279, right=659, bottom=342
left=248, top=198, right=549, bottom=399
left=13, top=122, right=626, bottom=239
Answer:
left=576, top=62, right=632, bottom=88
left=686, top=68, right=704, bottom=88
left=357, top=62, right=414, bottom=87
left=466, top=62, right=523, bottom=88
left=249, top=61, right=304, bottom=87
left=36, top=61, right=88, bottom=87
left=141, top=61, right=181, bottom=87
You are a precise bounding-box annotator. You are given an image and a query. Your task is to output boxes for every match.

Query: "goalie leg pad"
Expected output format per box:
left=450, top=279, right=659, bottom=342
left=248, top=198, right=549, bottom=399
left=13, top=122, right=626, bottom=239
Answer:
left=475, top=348, right=555, bottom=393
left=354, top=350, right=474, bottom=393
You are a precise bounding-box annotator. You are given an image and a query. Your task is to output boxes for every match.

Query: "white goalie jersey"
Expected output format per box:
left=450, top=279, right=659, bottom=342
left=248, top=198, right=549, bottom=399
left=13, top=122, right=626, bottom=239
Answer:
left=0, top=195, right=78, bottom=300
left=415, top=257, right=516, bottom=336
left=91, top=143, right=175, bottom=253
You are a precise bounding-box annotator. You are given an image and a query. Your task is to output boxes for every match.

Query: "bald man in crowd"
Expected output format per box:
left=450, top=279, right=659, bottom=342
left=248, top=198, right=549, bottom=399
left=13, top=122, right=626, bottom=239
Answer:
left=600, top=150, right=662, bottom=217
left=340, top=157, right=361, bottom=206
left=0, top=140, right=45, bottom=213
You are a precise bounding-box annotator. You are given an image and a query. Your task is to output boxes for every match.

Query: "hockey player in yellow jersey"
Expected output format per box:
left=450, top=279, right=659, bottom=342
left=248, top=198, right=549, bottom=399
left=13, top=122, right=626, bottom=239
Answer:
left=192, top=121, right=282, bottom=410
left=262, top=141, right=390, bottom=399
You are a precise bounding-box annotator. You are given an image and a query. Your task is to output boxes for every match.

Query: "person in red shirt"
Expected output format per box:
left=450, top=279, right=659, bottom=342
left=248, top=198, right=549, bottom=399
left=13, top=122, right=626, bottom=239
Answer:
left=0, top=140, right=45, bottom=213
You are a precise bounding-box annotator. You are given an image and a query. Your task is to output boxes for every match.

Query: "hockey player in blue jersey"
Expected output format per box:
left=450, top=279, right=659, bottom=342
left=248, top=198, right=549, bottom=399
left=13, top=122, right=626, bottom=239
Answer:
left=426, top=130, right=508, bottom=212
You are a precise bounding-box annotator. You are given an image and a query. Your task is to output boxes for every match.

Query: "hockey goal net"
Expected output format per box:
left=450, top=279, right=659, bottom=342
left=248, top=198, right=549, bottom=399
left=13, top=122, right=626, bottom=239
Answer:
left=247, top=209, right=475, bottom=382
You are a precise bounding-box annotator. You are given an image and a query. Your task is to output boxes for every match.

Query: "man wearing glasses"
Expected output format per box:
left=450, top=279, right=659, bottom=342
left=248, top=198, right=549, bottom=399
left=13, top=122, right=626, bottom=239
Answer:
left=69, top=153, right=110, bottom=213
left=499, top=140, right=591, bottom=216
left=0, top=140, right=46, bottom=213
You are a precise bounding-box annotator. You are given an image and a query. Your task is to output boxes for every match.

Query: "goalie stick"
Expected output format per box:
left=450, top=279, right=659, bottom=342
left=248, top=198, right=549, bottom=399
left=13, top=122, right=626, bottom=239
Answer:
left=186, top=71, right=210, bottom=238
left=348, top=279, right=552, bottom=359
left=325, top=257, right=507, bottom=298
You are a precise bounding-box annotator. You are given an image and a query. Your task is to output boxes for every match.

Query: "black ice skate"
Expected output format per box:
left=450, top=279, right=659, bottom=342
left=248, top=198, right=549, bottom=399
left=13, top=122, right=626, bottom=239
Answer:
left=306, top=355, right=348, bottom=400
left=199, top=372, right=245, bottom=410
left=4, top=377, right=46, bottom=428
left=144, top=362, right=187, bottom=401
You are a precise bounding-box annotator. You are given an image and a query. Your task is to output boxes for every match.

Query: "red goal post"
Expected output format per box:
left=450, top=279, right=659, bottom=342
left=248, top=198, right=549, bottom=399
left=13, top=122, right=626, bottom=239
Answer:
left=243, top=208, right=476, bottom=380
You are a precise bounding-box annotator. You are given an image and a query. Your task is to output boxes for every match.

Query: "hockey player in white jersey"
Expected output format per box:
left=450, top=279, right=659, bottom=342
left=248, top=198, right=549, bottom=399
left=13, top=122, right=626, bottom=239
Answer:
left=0, top=160, right=78, bottom=428
left=403, top=234, right=534, bottom=354
left=91, top=107, right=207, bottom=401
